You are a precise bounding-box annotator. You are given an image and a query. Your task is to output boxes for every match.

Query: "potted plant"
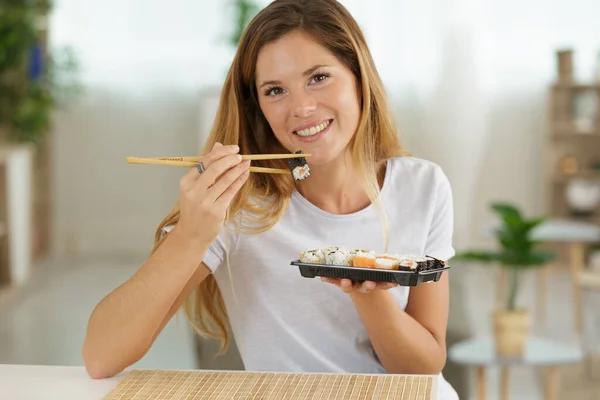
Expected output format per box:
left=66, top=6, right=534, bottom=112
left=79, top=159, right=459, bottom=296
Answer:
left=0, top=0, right=81, bottom=267
left=0, top=0, right=81, bottom=144
left=455, top=202, right=557, bottom=356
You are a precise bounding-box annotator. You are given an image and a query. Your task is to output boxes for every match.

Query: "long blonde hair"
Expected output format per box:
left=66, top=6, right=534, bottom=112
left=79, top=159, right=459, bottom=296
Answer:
left=151, top=0, right=409, bottom=353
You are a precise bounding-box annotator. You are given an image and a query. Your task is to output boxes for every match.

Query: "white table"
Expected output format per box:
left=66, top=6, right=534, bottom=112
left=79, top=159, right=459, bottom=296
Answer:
left=0, top=364, right=126, bottom=400
left=448, top=337, right=583, bottom=400
left=0, top=364, right=441, bottom=399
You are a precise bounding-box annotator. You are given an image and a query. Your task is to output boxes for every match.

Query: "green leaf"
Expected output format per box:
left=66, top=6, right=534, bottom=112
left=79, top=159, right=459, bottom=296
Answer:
left=459, top=201, right=557, bottom=308
left=229, top=0, right=260, bottom=47
left=491, top=202, right=523, bottom=229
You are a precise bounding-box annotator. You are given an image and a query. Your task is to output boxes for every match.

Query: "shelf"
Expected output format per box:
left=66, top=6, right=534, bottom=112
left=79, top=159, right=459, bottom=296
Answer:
left=555, top=170, right=600, bottom=184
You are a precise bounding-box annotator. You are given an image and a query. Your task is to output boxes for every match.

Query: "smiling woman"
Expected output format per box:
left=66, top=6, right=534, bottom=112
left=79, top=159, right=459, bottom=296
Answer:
left=82, top=1, right=458, bottom=399
left=255, top=31, right=360, bottom=166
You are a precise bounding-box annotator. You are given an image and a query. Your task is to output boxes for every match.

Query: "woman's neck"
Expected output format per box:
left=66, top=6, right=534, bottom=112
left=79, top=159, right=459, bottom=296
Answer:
left=295, top=152, right=381, bottom=215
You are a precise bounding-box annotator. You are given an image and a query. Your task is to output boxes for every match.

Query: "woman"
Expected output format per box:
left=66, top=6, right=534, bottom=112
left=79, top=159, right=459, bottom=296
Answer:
left=83, top=0, right=458, bottom=398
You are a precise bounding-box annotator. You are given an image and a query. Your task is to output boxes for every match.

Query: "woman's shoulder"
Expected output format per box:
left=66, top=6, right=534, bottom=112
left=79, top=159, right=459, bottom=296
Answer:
left=387, top=155, right=450, bottom=186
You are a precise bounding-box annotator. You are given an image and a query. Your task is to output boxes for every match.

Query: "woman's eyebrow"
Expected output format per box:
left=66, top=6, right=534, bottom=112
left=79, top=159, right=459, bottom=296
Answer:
left=258, top=64, right=331, bottom=89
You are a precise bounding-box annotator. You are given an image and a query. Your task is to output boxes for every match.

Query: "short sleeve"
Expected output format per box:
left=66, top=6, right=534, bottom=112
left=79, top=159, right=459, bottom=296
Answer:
left=424, top=167, right=455, bottom=261
left=160, top=224, right=235, bottom=273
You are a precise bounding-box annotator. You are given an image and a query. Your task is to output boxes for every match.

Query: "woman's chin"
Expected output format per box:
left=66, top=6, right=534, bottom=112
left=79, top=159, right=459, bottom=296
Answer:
left=302, top=150, right=345, bottom=169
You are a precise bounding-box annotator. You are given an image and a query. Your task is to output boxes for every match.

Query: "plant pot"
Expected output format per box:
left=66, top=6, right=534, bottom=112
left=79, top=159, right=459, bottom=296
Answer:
left=492, top=308, right=531, bottom=357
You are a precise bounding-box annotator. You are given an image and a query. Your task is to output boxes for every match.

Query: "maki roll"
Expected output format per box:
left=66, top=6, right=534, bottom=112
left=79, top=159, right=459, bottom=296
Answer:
left=299, top=249, right=326, bottom=264
left=392, top=254, right=433, bottom=271
left=398, top=259, right=419, bottom=271
left=423, top=255, right=446, bottom=271
left=287, top=150, right=311, bottom=181
left=324, top=248, right=353, bottom=266
left=374, top=256, right=400, bottom=270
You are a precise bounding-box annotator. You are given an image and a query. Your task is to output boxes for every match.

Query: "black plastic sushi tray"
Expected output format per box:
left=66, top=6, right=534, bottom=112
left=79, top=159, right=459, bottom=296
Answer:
left=290, top=258, right=450, bottom=287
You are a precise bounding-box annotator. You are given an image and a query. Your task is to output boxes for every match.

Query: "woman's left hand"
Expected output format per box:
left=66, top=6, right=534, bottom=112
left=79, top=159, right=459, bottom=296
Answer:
left=320, top=277, right=398, bottom=294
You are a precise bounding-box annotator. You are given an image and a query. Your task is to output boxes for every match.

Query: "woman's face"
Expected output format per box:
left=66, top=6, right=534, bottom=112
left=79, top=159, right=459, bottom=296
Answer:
left=255, top=30, right=361, bottom=166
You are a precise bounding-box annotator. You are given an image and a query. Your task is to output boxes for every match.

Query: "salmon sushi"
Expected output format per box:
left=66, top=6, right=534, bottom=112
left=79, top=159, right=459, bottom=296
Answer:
left=374, top=256, right=400, bottom=270
left=352, top=251, right=376, bottom=268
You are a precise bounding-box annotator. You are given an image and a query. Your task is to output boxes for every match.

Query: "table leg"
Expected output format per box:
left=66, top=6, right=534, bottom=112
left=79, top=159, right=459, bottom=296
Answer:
left=546, top=366, right=559, bottom=400
left=569, top=243, right=584, bottom=338
left=476, top=366, right=486, bottom=400
left=500, top=367, right=509, bottom=400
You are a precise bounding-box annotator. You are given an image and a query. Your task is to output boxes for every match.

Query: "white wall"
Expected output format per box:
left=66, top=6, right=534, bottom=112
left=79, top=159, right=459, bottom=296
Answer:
left=49, top=0, right=248, bottom=257
left=48, top=0, right=600, bottom=258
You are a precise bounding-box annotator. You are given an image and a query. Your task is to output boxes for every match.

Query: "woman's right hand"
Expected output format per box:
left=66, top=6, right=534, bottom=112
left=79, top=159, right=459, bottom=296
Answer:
left=176, top=142, right=250, bottom=244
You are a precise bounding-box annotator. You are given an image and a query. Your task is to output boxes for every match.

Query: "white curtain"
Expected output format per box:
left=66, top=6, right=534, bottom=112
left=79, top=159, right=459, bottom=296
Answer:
left=354, top=0, right=600, bottom=248
left=48, top=0, right=600, bottom=256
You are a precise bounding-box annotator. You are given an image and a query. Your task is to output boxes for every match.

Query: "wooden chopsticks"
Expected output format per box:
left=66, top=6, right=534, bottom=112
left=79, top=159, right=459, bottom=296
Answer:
left=125, top=153, right=310, bottom=175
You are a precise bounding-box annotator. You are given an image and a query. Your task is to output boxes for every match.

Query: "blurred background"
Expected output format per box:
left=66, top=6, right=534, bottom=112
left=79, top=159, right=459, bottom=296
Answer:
left=1, top=0, right=600, bottom=398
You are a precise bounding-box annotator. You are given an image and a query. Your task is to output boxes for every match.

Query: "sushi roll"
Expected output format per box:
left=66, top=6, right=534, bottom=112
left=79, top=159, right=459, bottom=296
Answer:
left=398, top=259, right=419, bottom=271
left=352, top=251, right=376, bottom=268
left=325, top=248, right=353, bottom=266
left=389, top=254, right=431, bottom=271
left=300, top=249, right=326, bottom=264
left=424, top=255, right=446, bottom=271
left=287, top=150, right=310, bottom=181
left=374, top=256, right=400, bottom=270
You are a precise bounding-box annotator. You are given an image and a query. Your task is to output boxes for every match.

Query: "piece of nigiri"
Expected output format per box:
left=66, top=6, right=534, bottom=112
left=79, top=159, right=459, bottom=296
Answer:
left=352, top=252, right=376, bottom=268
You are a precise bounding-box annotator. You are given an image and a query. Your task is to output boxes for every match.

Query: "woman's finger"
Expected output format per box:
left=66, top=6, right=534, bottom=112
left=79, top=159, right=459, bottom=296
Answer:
left=180, top=143, right=237, bottom=187
left=340, top=279, right=353, bottom=289
left=207, top=160, right=251, bottom=204
left=360, top=281, right=377, bottom=293
left=194, top=153, right=244, bottom=192
left=213, top=167, right=251, bottom=210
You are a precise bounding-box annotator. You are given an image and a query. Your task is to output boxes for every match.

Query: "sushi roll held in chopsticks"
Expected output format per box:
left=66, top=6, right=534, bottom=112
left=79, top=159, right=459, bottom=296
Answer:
left=286, top=150, right=311, bottom=181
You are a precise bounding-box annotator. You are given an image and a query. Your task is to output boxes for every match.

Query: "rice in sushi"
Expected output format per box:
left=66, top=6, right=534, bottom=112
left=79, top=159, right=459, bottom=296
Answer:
left=286, top=150, right=310, bottom=181
left=325, top=248, right=353, bottom=266
left=380, top=254, right=427, bottom=271
left=300, top=249, right=326, bottom=264
left=297, top=245, right=442, bottom=272
left=374, top=257, right=400, bottom=270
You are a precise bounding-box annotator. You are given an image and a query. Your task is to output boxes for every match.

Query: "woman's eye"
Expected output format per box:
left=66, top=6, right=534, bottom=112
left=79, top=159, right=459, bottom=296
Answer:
left=264, top=87, right=283, bottom=96
left=312, top=73, right=329, bottom=83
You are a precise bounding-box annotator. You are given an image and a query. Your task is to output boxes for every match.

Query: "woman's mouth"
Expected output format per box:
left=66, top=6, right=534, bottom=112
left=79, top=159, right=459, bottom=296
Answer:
left=292, top=119, right=333, bottom=142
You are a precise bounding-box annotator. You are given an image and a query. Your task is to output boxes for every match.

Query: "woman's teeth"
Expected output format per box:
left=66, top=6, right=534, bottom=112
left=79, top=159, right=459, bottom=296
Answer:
left=295, top=120, right=330, bottom=137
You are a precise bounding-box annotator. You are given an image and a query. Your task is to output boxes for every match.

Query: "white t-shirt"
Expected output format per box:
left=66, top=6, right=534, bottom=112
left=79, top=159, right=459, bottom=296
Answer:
left=165, top=156, right=458, bottom=400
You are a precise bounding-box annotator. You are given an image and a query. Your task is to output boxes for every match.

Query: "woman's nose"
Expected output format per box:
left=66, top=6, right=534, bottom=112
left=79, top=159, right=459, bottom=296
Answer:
left=292, top=91, right=317, bottom=117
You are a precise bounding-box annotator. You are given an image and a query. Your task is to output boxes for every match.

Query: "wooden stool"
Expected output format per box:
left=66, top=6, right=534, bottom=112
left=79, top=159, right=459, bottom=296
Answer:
left=578, top=270, right=600, bottom=377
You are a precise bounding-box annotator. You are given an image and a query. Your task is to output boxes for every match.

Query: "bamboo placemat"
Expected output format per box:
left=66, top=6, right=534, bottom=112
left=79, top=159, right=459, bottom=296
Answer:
left=103, top=369, right=435, bottom=399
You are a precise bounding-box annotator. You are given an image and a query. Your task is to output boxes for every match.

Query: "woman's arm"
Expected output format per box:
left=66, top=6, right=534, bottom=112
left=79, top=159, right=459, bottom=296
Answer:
left=349, top=272, right=450, bottom=375
left=83, top=143, right=250, bottom=379
left=323, top=164, right=454, bottom=374
left=82, top=226, right=213, bottom=379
